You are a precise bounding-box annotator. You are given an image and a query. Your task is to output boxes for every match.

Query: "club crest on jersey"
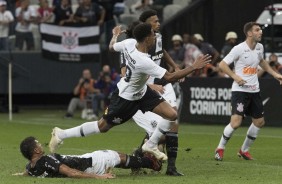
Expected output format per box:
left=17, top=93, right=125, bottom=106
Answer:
left=62, top=31, right=78, bottom=50
left=237, top=103, right=244, bottom=112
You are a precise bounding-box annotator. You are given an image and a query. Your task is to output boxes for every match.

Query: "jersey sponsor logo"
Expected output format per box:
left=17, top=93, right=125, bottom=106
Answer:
left=151, top=53, right=163, bottom=61
left=242, top=66, right=257, bottom=75
left=240, top=84, right=258, bottom=90
left=236, top=103, right=244, bottom=112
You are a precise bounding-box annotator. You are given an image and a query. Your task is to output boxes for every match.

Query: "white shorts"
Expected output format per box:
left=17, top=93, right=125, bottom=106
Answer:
left=132, top=83, right=177, bottom=136
left=160, top=83, right=177, bottom=107
left=80, top=150, right=121, bottom=175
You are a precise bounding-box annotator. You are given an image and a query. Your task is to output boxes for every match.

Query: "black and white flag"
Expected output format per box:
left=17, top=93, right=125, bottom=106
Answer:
left=40, top=23, right=100, bottom=62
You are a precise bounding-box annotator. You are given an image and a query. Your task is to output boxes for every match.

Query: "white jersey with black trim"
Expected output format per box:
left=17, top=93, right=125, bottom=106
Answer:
left=223, top=41, right=264, bottom=93
left=113, top=39, right=167, bottom=101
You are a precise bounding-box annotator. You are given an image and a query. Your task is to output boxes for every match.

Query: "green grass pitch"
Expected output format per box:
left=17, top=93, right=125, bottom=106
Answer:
left=0, top=109, right=281, bottom=184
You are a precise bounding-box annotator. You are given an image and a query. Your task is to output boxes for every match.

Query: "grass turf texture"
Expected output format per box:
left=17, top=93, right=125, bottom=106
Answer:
left=0, top=109, right=281, bottom=184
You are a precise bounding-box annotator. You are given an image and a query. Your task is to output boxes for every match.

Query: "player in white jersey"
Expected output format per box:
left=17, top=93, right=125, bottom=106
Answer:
left=127, top=9, right=184, bottom=176
left=214, top=22, right=282, bottom=161
left=49, top=23, right=210, bottom=162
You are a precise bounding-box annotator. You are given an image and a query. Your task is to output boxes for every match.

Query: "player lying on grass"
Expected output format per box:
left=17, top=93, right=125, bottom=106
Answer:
left=16, top=136, right=162, bottom=179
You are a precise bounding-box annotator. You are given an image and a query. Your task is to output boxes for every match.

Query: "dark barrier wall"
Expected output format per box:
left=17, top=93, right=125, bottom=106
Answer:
left=179, top=77, right=282, bottom=126
left=0, top=52, right=101, bottom=94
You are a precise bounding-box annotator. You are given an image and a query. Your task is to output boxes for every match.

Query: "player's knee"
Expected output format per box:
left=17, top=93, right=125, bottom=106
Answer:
left=167, top=110, right=178, bottom=121
left=98, top=119, right=113, bottom=132
left=253, top=119, right=265, bottom=128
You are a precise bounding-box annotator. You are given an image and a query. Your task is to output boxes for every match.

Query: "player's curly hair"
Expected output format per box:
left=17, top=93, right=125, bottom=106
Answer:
left=20, top=136, right=37, bottom=160
left=139, top=9, right=157, bottom=22
left=133, top=23, right=152, bottom=42
left=125, top=21, right=141, bottom=38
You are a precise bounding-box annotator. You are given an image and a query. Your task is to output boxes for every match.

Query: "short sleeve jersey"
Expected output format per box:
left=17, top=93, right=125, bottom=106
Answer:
left=113, top=39, right=166, bottom=100
left=223, top=41, right=264, bottom=92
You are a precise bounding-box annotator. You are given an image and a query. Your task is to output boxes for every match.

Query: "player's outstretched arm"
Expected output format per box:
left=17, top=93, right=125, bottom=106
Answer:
left=59, top=164, right=115, bottom=179
left=163, top=54, right=211, bottom=82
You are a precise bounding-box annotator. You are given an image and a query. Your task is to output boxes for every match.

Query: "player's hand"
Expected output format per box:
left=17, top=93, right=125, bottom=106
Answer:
left=149, top=84, right=165, bottom=94
left=234, top=76, right=247, bottom=86
left=98, top=173, right=115, bottom=179
left=274, top=73, right=282, bottom=85
left=192, top=54, right=211, bottom=70
left=112, top=25, right=125, bottom=36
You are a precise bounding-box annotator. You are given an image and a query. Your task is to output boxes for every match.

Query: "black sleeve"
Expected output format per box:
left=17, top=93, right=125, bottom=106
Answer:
left=44, top=155, right=62, bottom=174
left=27, top=156, right=62, bottom=177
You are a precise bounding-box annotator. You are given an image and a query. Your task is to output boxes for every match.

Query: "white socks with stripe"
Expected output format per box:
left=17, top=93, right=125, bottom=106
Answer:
left=217, top=123, right=235, bottom=149
left=241, top=123, right=260, bottom=152
left=58, top=121, right=100, bottom=139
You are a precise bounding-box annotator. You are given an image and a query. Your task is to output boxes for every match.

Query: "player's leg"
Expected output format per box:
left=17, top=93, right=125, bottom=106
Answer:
left=118, top=152, right=162, bottom=172
left=215, top=114, right=242, bottom=161
left=165, top=121, right=184, bottom=176
left=215, top=91, right=246, bottom=161
left=131, top=111, right=161, bottom=174
left=239, top=93, right=265, bottom=160
left=142, top=100, right=176, bottom=160
left=138, top=87, right=175, bottom=160
left=49, top=118, right=112, bottom=153
left=49, top=89, right=139, bottom=153
left=161, top=84, right=183, bottom=176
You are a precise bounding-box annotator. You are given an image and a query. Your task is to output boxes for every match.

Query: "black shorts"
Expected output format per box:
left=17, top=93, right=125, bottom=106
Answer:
left=103, top=86, right=165, bottom=125
left=231, top=91, right=264, bottom=119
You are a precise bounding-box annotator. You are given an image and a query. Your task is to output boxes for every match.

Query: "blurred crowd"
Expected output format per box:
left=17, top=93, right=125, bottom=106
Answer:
left=167, top=32, right=282, bottom=78
left=0, top=0, right=186, bottom=51
left=64, top=64, right=120, bottom=120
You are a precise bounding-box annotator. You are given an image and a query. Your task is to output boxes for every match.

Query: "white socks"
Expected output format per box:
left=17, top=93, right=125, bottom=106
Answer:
left=241, top=123, right=260, bottom=152
left=147, top=118, right=172, bottom=148
left=58, top=121, right=100, bottom=139
left=217, top=123, right=235, bottom=149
